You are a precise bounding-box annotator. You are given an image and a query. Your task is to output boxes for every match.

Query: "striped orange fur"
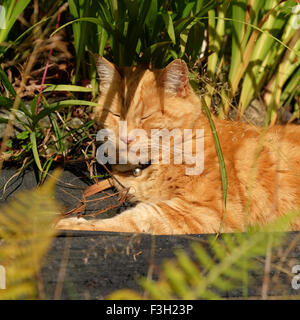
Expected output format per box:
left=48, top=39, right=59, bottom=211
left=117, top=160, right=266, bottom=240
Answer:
left=57, top=58, right=300, bottom=234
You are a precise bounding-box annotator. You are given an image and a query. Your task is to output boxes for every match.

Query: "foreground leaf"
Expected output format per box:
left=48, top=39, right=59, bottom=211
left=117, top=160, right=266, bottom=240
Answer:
left=0, top=170, right=61, bottom=299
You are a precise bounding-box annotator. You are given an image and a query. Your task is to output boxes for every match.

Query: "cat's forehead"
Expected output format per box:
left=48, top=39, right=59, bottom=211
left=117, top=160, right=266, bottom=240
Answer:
left=116, top=66, right=161, bottom=114
left=120, top=66, right=159, bottom=87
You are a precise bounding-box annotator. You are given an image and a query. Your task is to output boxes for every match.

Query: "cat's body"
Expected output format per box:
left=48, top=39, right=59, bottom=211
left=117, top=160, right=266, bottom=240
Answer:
left=57, top=58, right=300, bottom=234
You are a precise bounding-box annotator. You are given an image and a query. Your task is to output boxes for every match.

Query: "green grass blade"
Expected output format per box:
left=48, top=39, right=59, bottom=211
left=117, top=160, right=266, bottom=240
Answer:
left=207, top=2, right=229, bottom=79
left=98, top=28, right=108, bottom=56
left=229, top=0, right=247, bottom=84
left=185, top=22, right=205, bottom=61
left=195, top=0, right=205, bottom=14
left=30, top=131, right=43, bottom=172
left=30, top=95, right=39, bottom=116
left=201, top=97, right=228, bottom=212
left=33, top=99, right=101, bottom=125
left=68, top=0, right=90, bottom=82
left=10, top=18, right=51, bottom=49
left=162, top=260, right=195, bottom=299
left=281, top=68, right=300, bottom=104
left=51, top=17, right=126, bottom=45
left=0, top=96, right=14, bottom=109
left=192, top=242, right=214, bottom=270
left=0, top=66, right=31, bottom=118
left=123, top=0, right=139, bottom=19
left=162, top=12, right=176, bottom=44
left=0, top=0, right=31, bottom=43
left=0, top=65, right=17, bottom=97
left=43, top=85, right=93, bottom=93
left=39, top=157, right=54, bottom=183
left=50, top=115, right=64, bottom=154
left=0, top=118, right=8, bottom=124
left=175, top=249, right=202, bottom=286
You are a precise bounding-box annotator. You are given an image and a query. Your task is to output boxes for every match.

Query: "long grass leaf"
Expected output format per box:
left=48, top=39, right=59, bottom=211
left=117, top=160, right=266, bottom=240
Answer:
left=0, top=0, right=31, bottom=43
left=201, top=97, right=227, bottom=212
left=0, top=65, right=17, bottom=97
left=0, top=96, right=14, bottom=109
left=33, top=99, right=101, bottom=124
left=162, top=12, right=176, bottom=44
left=30, top=131, right=42, bottom=172
left=43, top=85, right=93, bottom=93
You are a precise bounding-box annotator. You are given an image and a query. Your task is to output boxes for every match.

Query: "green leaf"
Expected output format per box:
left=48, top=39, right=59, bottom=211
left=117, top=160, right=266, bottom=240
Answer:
left=181, top=2, right=197, bottom=19
left=43, top=85, right=93, bottom=93
left=141, top=41, right=172, bottom=65
left=175, top=249, right=202, bottom=286
left=51, top=17, right=124, bottom=43
left=163, top=261, right=194, bottom=299
left=16, top=131, right=29, bottom=140
left=33, top=99, right=101, bottom=125
left=185, top=22, right=205, bottom=60
left=5, top=139, right=12, bottom=148
left=145, top=0, right=158, bottom=27
left=162, top=12, right=176, bottom=44
left=174, top=16, right=196, bottom=35
left=0, top=0, right=31, bottom=43
left=30, top=131, right=43, bottom=172
left=139, top=279, right=173, bottom=300
left=108, top=289, right=144, bottom=300
left=39, top=157, right=55, bottom=184
left=123, top=0, right=139, bottom=19
left=229, top=0, right=248, bottom=84
left=201, top=97, right=228, bottom=228
left=195, top=0, right=205, bottom=14
left=0, top=65, right=16, bottom=97
left=0, top=67, right=31, bottom=117
left=192, top=242, right=213, bottom=270
left=12, top=18, right=50, bottom=48
left=98, top=28, right=108, bottom=56
left=0, top=170, right=61, bottom=299
left=0, top=96, right=14, bottom=109
left=30, top=95, right=40, bottom=116
left=50, top=115, right=64, bottom=154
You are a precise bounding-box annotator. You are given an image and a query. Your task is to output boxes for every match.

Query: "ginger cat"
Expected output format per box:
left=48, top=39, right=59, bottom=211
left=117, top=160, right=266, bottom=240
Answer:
left=57, top=57, right=300, bottom=234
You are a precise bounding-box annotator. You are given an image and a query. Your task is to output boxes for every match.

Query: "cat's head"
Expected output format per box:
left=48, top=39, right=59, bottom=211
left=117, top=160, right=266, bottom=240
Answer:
left=94, top=56, right=202, bottom=169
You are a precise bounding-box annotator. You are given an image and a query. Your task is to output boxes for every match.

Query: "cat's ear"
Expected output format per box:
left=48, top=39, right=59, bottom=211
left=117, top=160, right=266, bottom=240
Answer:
left=160, top=59, right=189, bottom=97
left=95, top=55, right=121, bottom=89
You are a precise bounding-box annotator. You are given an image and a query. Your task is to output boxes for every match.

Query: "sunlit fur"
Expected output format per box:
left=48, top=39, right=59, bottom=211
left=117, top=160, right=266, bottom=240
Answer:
left=57, top=57, right=300, bottom=234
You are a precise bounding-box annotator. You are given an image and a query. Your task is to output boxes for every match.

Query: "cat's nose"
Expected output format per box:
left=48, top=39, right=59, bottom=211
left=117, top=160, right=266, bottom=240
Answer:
left=120, top=137, right=135, bottom=145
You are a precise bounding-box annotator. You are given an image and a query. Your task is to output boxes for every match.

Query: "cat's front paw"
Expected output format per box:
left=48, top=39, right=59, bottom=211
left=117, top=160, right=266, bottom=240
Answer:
left=56, top=217, right=91, bottom=230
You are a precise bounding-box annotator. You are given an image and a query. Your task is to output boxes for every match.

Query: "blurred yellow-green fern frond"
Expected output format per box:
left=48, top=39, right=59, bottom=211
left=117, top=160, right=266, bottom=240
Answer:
left=108, top=211, right=299, bottom=300
left=0, top=170, right=61, bottom=299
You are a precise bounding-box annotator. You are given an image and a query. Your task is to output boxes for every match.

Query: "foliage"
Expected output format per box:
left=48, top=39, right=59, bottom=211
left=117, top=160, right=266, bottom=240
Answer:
left=0, top=0, right=299, bottom=173
left=201, top=96, right=227, bottom=221
left=60, top=0, right=218, bottom=85
left=0, top=0, right=31, bottom=54
left=51, top=0, right=300, bottom=123
left=109, top=212, right=299, bottom=300
left=0, top=1, right=299, bottom=301
left=0, top=170, right=61, bottom=299
left=205, top=0, right=300, bottom=124
left=0, top=64, right=97, bottom=175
